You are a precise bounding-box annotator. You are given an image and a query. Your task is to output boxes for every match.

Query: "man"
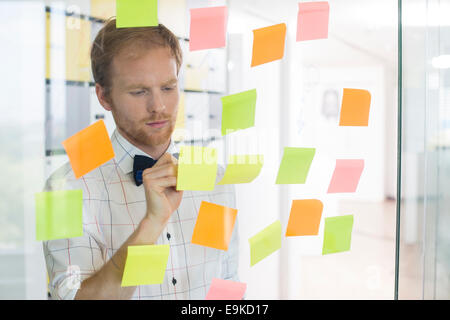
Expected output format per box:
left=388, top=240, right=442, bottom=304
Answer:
left=43, top=19, right=239, bottom=300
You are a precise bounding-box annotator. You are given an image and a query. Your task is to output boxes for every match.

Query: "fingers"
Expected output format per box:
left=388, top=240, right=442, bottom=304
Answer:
left=141, top=153, right=179, bottom=194
left=154, top=152, right=178, bottom=168
left=150, top=176, right=177, bottom=190
left=142, top=163, right=177, bottom=181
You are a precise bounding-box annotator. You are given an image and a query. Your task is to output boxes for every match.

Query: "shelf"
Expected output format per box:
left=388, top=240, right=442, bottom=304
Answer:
left=44, top=5, right=190, bottom=42
left=46, top=136, right=222, bottom=157
left=45, top=79, right=225, bottom=95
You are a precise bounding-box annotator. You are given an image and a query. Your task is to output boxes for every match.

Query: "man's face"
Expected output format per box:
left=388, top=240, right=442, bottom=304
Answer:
left=107, top=46, right=179, bottom=148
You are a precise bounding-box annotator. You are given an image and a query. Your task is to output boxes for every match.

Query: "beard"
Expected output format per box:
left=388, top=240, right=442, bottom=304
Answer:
left=110, top=106, right=176, bottom=149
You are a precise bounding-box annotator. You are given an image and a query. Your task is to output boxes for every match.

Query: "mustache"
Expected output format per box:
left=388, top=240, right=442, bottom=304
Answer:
left=144, top=114, right=172, bottom=122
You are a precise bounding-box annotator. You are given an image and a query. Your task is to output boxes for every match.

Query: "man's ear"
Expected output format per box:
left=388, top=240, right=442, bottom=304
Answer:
left=95, top=83, right=113, bottom=111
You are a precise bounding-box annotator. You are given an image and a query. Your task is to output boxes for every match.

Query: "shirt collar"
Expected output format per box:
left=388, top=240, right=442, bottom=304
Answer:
left=111, top=129, right=178, bottom=174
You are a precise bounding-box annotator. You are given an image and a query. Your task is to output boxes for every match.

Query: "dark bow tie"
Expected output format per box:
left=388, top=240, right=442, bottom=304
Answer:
left=133, top=153, right=179, bottom=186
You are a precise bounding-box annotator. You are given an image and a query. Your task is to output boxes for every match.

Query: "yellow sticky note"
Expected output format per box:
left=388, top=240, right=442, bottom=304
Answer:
left=116, top=0, right=158, bottom=28
left=191, top=201, right=238, bottom=251
left=175, top=92, right=185, bottom=130
left=322, top=215, right=354, bottom=255
left=339, top=88, right=371, bottom=126
left=249, top=221, right=282, bottom=266
left=45, top=12, right=51, bottom=79
left=121, top=244, right=170, bottom=287
left=275, top=147, right=316, bottom=184
left=173, top=92, right=185, bottom=142
left=221, top=89, right=257, bottom=136
left=184, top=64, right=209, bottom=91
left=176, top=146, right=218, bottom=191
left=66, top=17, right=91, bottom=82
left=218, top=155, right=263, bottom=185
left=251, top=23, right=287, bottom=67
left=62, top=120, right=115, bottom=179
left=35, top=190, right=83, bottom=241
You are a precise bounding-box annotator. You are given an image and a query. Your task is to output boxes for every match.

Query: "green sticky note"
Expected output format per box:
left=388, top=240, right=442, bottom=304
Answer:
left=275, top=147, right=315, bottom=184
left=176, top=146, right=218, bottom=191
left=322, top=215, right=354, bottom=255
left=218, top=155, right=264, bottom=185
left=121, top=244, right=170, bottom=287
left=248, top=220, right=282, bottom=266
left=221, top=89, right=257, bottom=136
left=35, top=190, right=83, bottom=241
left=116, top=0, right=158, bottom=28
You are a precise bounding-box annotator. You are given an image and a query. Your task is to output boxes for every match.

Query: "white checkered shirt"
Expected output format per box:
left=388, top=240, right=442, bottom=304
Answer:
left=43, top=129, right=239, bottom=300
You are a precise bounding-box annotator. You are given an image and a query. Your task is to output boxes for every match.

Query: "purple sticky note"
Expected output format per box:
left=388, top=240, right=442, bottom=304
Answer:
left=189, top=6, right=228, bottom=51
left=205, top=278, right=247, bottom=300
left=327, top=159, right=364, bottom=193
left=296, top=1, right=330, bottom=42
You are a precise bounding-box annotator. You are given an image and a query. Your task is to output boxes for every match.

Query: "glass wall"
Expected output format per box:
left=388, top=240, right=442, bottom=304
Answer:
left=279, top=0, right=398, bottom=299
left=398, top=0, right=450, bottom=299
left=1, top=0, right=448, bottom=301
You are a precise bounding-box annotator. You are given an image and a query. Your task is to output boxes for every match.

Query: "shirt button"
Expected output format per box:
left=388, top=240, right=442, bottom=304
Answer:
left=166, top=232, right=171, bottom=240
left=172, top=277, right=177, bottom=286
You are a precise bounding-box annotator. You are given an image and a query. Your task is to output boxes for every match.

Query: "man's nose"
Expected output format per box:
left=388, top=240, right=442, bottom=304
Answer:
left=146, top=91, right=166, bottom=113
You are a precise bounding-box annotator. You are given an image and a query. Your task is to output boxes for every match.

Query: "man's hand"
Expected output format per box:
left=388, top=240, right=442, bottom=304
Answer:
left=141, top=152, right=183, bottom=228
left=75, top=153, right=183, bottom=300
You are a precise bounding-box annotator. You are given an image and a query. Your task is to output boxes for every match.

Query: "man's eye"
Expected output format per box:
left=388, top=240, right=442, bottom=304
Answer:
left=163, top=87, right=174, bottom=91
left=131, top=91, right=145, bottom=96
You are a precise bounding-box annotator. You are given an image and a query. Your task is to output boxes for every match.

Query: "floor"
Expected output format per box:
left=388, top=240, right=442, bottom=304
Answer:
left=297, top=199, right=422, bottom=300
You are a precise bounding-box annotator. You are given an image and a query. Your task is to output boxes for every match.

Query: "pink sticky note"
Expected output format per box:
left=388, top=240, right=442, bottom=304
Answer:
left=297, top=1, right=330, bottom=42
left=327, top=159, right=364, bottom=193
left=205, top=278, right=247, bottom=300
left=189, top=6, right=228, bottom=51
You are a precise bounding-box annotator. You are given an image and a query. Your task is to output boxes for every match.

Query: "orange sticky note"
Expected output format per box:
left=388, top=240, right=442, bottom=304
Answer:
left=191, top=201, right=238, bottom=251
left=62, top=120, right=115, bottom=178
left=339, top=88, right=371, bottom=126
left=251, top=23, right=287, bottom=67
left=296, top=1, right=330, bottom=41
left=189, top=6, right=228, bottom=51
left=205, top=278, right=247, bottom=300
left=285, top=199, right=323, bottom=237
left=327, top=159, right=364, bottom=193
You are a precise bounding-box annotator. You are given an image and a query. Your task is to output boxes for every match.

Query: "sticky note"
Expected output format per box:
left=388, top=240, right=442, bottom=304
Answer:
left=121, top=244, right=170, bottom=286
left=327, top=159, right=364, bottom=193
left=189, top=6, right=228, bottom=51
left=206, top=278, right=247, bottom=300
left=35, top=190, right=83, bottom=241
left=221, top=89, right=257, bottom=136
left=275, top=147, right=316, bottom=184
left=218, top=155, right=263, bottom=185
left=66, top=18, right=91, bottom=82
left=285, top=199, right=323, bottom=237
left=339, top=88, right=371, bottom=126
left=175, top=92, right=185, bottom=130
left=173, top=92, right=186, bottom=142
left=249, top=221, right=282, bottom=266
left=62, top=120, right=115, bottom=179
left=251, top=23, right=287, bottom=67
left=322, top=215, right=354, bottom=255
left=176, top=146, right=218, bottom=191
left=116, top=0, right=158, bottom=28
left=191, top=201, right=238, bottom=251
left=296, top=1, right=330, bottom=41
